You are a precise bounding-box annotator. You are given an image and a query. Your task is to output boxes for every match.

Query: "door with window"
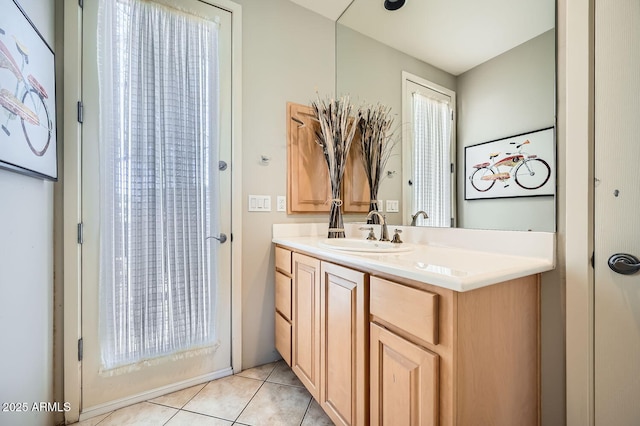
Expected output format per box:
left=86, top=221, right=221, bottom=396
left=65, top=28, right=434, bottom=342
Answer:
left=402, top=72, right=456, bottom=227
left=594, top=0, right=640, bottom=423
left=81, top=0, right=233, bottom=411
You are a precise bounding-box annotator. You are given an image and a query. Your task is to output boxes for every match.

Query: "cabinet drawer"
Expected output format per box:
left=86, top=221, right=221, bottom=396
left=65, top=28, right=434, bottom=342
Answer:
left=275, top=312, right=292, bottom=366
left=275, top=247, right=292, bottom=274
left=275, top=271, right=292, bottom=320
left=370, top=277, right=439, bottom=345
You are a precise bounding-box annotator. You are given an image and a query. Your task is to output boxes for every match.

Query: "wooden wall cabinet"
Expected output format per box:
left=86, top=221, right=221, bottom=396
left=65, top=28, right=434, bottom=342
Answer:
left=286, top=102, right=369, bottom=214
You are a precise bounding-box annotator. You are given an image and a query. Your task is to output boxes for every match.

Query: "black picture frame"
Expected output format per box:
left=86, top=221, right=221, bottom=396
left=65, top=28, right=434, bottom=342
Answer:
left=464, top=127, right=555, bottom=200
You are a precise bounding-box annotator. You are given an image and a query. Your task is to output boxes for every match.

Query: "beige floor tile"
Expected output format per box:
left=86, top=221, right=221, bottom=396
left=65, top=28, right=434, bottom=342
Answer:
left=235, top=362, right=278, bottom=381
left=183, top=375, right=262, bottom=421
left=165, top=410, right=233, bottom=425
left=98, top=402, right=177, bottom=426
left=148, top=383, right=206, bottom=409
left=266, top=361, right=304, bottom=388
left=236, top=381, right=311, bottom=426
left=71, top=412, right=111, bottom=426
left=301, top=399, right=334, bottom=426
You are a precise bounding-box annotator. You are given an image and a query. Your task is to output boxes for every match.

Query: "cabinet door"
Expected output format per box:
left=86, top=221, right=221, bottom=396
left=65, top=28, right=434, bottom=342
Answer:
left=320, top=262, right=368, bottom=426
left=292, top=253, right=321, bottom=399
left=287, top=102, right=331, bottom=213
left=370, top=323, right=439, bottom=426
left=275, top=312, right=292, bottom=366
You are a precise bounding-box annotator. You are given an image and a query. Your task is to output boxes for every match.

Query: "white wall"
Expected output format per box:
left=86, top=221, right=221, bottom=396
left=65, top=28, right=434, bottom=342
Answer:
left=336, top=25, right=457, bottom=225
left=0, top=1, right=59, bottom=425
left=457, top=30, right=556, bottom=231
left=233, top=0, right=338, bottom=368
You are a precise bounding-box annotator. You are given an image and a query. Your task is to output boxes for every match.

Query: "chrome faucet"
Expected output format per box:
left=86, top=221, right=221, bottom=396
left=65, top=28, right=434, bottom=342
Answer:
left=410, top=210, right=429, bottom=226
left=366, top=211, right=389, bottom=241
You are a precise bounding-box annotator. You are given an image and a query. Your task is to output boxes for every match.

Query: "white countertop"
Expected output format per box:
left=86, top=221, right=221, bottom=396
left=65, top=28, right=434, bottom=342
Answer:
left=272, top=223, right=556, bottom=292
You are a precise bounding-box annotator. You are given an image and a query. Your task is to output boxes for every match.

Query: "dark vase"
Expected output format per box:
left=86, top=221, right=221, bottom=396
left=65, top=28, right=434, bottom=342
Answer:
left=327, top=188, right=345, bottom=238
left=367, top=189, right=380, bottom=224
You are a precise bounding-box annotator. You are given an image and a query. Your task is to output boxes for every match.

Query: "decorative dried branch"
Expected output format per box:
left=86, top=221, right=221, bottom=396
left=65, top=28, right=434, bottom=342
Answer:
left=357, top=103, right=398, bottom=222
left=311, top=94, right=361, bottom=237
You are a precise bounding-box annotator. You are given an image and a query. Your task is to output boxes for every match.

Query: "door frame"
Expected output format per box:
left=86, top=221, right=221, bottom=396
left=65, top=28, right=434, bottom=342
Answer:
left=563, top=0, right=596, bottom=425
left=61, top=0, right=243, bottom=422
left=401, top=71, right=457, bottom=227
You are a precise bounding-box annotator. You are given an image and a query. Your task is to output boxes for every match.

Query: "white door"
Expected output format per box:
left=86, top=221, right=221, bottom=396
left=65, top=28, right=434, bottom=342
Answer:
left=81, top=0, right=233, bottom=412
left=594, top=0, right=640, bottom=423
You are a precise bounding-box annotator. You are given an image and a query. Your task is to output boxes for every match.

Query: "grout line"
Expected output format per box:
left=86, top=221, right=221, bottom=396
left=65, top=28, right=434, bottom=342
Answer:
left=162, top=409, right=180, bottom=426
left=179, top=407, right=239, bottom=423
left=232, top=378, right=268, bottom=424
left=299, top=397, right=313, bottom=426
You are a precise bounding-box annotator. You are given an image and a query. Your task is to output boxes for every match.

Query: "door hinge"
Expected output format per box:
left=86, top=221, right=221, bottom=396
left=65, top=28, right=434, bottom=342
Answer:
left=230, top=233, right=233, bottom=242
left=77, top=222, right=84, bottom=244
left=78, top=338, right=83, bottom=361
left=451, top=218, right=455, bottom=227
left=79, top=0, right=83, bottom=8
left=591, top=251, right=595, bottom=268
left=450, top=163, right=455, bottom=173
left=77, top=101, right=84, bottom=123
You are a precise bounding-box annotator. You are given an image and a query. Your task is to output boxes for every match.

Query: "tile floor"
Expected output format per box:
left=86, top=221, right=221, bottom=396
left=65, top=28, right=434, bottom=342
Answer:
left=72, top=361, right=334, bottom=426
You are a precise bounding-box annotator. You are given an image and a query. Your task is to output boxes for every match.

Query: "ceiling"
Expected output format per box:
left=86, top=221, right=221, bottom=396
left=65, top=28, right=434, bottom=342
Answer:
left=288, top=0, right=352, bottom=21
left=289, top=0, right=555, bottom=76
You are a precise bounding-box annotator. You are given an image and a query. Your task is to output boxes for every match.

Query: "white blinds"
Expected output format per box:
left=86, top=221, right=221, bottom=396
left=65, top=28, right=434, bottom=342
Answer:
left=412, top=92, right=452, bottom=227
left=97, top=0, right=220, bottom=370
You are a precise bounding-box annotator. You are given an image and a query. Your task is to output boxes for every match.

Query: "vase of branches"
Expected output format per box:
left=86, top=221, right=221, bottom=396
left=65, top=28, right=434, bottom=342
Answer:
left=358, top=104, right=396, bottom=225
left=311, top=95, right=360, bottom=238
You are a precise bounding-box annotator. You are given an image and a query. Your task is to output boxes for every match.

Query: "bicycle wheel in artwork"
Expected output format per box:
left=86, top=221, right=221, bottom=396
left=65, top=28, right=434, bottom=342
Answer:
left=0, top=0, right=57, bottom=180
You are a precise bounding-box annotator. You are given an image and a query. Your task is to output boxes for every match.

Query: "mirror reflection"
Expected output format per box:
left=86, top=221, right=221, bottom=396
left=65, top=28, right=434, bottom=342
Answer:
left=337, top=0, right=556, bottom=231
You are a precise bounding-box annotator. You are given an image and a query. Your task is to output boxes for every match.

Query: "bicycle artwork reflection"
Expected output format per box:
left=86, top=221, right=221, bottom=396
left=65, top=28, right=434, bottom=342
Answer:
left=0, top=0, right=57, bottom=180
left=464, top=127, right=555, bottom=200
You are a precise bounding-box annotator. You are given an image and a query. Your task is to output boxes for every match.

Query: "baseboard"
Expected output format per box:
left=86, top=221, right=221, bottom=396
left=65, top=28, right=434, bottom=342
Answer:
left=78, top=367, right=234, bottom=421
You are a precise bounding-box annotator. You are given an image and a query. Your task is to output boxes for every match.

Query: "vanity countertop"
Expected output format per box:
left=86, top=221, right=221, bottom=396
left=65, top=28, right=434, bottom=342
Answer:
left=272, top=223, right=555, bottom=292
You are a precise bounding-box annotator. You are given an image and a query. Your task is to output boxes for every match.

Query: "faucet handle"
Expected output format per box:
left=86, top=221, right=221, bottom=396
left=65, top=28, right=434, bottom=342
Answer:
left=359, top=226, right=376, bottom=240
left=391, top=229, right=403, bottom=244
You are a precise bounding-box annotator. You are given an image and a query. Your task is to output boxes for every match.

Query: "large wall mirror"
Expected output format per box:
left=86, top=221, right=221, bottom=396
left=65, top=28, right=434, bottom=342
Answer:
left=337, top=0, right=556, bottom=232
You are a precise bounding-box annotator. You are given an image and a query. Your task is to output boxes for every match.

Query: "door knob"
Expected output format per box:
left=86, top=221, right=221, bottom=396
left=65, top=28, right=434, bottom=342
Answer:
left=207, top=233, right=228, bottom=244
left=608, top=253, right=640, bottom=275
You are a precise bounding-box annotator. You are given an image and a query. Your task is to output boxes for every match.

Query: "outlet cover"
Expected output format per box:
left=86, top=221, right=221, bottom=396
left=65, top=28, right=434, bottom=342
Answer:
left=277, top=196, right=286, bottom=212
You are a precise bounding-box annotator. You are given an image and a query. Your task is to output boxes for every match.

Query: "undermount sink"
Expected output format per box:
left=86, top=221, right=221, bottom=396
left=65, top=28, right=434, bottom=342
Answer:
left=318, top=238, right=413, bottom=253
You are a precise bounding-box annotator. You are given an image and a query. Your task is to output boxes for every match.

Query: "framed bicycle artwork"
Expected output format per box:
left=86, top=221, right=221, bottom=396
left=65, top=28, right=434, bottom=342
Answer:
left=464, top=127, right=555, bottom=200
left=0, top=0, right=57, bottom=180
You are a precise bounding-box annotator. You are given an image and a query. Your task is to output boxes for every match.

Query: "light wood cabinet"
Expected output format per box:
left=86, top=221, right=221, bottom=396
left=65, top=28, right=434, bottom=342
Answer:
left=274, top=247, right=293, bottom=366
left=286, top=102, right=370, bottom=214
left=274, top=245, right=540, bottom=426
left=342, top=143, right=370, bottom=213
left=320, top=262, right=368, bottom=426
left=370, top=323, right=439, bottom=426
left=291, top=253, right=322, bottom=400
left=286, top=102, right=330, bottom=213
left=369, top=275, right=540, bottom=426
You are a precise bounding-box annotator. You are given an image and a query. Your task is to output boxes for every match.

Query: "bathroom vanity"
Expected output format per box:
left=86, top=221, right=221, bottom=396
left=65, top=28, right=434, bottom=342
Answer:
left=272, top=223, right=554, bottom=426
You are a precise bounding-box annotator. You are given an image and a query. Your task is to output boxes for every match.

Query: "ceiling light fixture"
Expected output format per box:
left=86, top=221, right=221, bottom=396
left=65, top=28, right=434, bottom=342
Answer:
left=384, top=0, right=405, bottom=11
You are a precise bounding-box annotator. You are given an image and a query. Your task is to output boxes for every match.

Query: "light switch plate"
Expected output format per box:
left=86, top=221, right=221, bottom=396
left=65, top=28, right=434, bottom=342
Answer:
left=386, top=200, right=399, bottom=213
left=248, top=195, right=272, bottom=212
